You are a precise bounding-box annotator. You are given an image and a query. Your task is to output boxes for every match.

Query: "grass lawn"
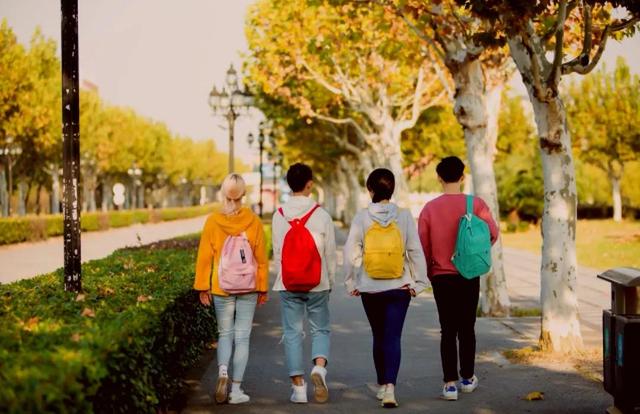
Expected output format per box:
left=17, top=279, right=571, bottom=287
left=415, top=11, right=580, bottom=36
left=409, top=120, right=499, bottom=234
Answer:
left=501, top=219, right=640, bottom=270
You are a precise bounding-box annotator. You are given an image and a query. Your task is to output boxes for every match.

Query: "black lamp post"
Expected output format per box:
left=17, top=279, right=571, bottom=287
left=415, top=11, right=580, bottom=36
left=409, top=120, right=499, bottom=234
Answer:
left=208, top=64, right=253, bottom=174
left=1, top=136, right=22, bottom=217
left=248, top=121, right=271, bottom=217
left=268, top=146, right=283, bottom=212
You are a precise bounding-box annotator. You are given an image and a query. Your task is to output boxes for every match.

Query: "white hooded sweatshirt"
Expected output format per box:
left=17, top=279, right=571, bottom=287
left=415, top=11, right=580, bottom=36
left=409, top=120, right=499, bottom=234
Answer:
left=343, top=202, right=428, bottom=294
left=271, top=195, right=337, bottom=292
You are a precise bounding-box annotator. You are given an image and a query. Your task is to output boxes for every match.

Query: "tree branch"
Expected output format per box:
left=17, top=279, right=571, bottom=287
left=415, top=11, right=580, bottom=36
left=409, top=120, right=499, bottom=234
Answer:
left=548, top=0, right=568, bottom=88
left=563, top=16, right=640, bottom=75
left=297, top=56, right=344, bottom=96
left=519, top=28, right=547, bottom=100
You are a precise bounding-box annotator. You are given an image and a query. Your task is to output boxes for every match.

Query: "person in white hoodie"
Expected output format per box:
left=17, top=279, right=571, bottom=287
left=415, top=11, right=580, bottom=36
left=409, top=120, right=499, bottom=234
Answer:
left=272, top=163, right=337, bottom=404
left=344, top=168, right=428, bottom=408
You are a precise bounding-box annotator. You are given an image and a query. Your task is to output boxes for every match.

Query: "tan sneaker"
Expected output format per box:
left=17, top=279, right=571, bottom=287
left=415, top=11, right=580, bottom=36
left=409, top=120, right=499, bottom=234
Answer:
left=310, top=365, right=329, bottom=403
left=215, top=375, right=229, bottom=404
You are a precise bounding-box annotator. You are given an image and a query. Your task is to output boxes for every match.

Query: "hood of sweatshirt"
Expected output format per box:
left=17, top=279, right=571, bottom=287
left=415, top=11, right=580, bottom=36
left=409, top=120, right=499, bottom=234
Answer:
left=211, top=206, right=257, bottom=235
left=367, top=202, right=398, bottom=227
left=280, top=195, right=317, bottom=220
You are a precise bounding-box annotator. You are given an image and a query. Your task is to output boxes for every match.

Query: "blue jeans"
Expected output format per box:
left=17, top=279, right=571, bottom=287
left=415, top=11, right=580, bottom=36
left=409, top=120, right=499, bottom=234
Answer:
left=213, top=293, right=258, bottom=382
left=361, top=289, right=411, bottom=385
left=279, top=291, right=331, bottom=377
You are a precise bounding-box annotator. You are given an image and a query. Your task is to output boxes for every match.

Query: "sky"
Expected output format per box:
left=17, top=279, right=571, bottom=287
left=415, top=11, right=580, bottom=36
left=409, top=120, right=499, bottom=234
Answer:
left=1, top=0, right=639, bottom=165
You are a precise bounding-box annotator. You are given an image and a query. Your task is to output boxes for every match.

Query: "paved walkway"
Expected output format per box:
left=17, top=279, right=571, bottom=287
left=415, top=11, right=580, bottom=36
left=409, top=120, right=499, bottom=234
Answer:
left=183, top=241, right=611, bottom=413
left=0, top=216, right=207, bottom=284
left=502, top=247, right=607, bottom=347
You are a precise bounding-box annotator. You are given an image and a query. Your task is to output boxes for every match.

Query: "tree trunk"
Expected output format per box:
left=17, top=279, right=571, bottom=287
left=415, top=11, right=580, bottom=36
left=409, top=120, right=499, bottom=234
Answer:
left=339, top=158, right=362, bottom=225
left=35, top=183, right=43, bottom=214
left=610, top=173, right=622, bottom=222
left=17, top=181, right=27, bottom=216
left=321, top=181, right=338, bottom=219
left=101, top=180, right=110, bottom=212
left=0, top=168, right=7, bottom=217
left=452, top=58, right=511, bottom=317
left=378, top=125, right=409, bottom=203
left=509, top=35, right=583, bottom=353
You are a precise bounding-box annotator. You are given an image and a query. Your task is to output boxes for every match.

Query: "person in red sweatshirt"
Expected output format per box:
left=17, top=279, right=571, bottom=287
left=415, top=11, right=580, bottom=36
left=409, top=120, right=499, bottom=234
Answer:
left=417, top=156, right=499, bottom=401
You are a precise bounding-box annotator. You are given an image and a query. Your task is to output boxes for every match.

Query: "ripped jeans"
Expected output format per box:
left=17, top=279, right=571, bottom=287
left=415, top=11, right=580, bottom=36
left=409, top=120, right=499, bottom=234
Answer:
left=279, top=290, right=331, bottom=377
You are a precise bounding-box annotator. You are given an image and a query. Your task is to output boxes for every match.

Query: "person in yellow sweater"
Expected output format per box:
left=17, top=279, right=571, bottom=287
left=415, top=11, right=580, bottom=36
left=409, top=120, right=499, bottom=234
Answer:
left=194, top=174, right=269, bottom=405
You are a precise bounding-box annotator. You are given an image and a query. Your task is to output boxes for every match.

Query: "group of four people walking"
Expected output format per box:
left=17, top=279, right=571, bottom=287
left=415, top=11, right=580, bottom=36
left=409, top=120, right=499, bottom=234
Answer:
left=193, top=156, right=499, bottom=407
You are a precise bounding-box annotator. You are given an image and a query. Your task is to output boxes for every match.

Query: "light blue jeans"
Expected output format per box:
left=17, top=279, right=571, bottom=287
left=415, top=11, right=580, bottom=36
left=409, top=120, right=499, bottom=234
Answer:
left=213, top=293, right=258, bottom=382
left=279, top=290, right=331, bottom=377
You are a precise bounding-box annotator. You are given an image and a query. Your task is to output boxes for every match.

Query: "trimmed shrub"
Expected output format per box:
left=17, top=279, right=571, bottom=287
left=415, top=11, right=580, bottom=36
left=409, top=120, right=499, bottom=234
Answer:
left=0, top=237, right=216, bottom=413
left=0, top=205, right=217, bottom=246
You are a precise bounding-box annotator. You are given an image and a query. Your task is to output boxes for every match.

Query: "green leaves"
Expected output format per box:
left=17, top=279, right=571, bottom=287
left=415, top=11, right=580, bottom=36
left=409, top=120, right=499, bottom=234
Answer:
left=0, top=236, right=217, bottom=413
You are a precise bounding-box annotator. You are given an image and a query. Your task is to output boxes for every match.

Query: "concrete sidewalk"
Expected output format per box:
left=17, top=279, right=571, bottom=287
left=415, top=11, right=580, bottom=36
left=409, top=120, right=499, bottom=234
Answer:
left=503, top=247, right=608, bottom=347
left=0, top=215, right=207, bottom=284
left=183, top=260, right=610, bottom=413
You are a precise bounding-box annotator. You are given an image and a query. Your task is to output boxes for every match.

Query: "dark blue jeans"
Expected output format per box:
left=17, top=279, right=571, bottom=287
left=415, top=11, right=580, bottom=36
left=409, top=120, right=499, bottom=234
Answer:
left=361, top=289, right=411, bottom=385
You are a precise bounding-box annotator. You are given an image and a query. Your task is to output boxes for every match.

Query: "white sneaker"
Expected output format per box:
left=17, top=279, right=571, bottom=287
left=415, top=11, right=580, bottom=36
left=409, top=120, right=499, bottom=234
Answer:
left=228, top=389, right=250, bottom=404
left=381, top=387, right=399, bottom=408
left=376, top=384, right=385, bottom=400
left=460, top=375, right=478, bottom=393
left=310, top=365, right=329, bottom=403
left=442, top=383, right=458, bottom=401
left=290, top=382, right=308, bottom=404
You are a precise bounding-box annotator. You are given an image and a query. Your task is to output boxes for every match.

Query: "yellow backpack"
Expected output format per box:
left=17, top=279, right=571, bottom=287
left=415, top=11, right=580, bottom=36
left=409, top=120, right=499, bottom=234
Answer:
left=363, top=221, right=405, bottom=279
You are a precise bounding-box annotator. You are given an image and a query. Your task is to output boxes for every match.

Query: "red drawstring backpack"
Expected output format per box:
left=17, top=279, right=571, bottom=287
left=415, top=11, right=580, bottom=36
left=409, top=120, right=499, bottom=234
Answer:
left=279, top=204, right=322, bottom=292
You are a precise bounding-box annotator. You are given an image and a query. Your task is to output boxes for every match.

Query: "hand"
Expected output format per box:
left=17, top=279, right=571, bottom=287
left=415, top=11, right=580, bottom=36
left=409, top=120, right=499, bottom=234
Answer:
left=350, top=289, right=360, bottom=297
left=409, top=289, right=417, bottom=297
left=199, top=291, right=212, bottom=307
left=257, top=292, right=269, bottom=306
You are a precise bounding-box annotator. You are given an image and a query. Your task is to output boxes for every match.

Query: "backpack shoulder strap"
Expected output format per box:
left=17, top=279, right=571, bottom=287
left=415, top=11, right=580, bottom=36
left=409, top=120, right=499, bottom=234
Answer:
left=466, top=194, right=474, bottom=217
left=298, top=204, right=320, bottom=226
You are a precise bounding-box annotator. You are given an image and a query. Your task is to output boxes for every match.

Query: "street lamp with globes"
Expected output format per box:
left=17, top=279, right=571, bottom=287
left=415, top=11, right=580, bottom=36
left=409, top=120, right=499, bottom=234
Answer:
left=208, top=64, right=254, bottom=174
left=1, top=136, right=23, bottom=216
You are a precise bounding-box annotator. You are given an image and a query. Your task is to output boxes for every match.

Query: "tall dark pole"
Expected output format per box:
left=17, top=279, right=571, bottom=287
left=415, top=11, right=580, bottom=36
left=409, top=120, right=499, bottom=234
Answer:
left=258, top=139, right=264, bottom=217
left=227, top=110, right=237, bottom=173
left=273, top=161, right=277, bottom=212
left=6, top=155, right=12, bottom=217
left=61, top=0, right=81, bottom=292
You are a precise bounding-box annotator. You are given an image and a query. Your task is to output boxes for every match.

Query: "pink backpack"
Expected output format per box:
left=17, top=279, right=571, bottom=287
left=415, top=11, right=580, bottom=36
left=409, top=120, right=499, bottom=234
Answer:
left=218, top=232, right=257, bottom=294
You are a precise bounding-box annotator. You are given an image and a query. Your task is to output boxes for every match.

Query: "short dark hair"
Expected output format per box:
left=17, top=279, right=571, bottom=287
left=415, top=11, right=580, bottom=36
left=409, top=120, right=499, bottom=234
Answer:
left=436, top=156, right=465, bottom=183
left=286, top=163, right=313, bottom=192
left=366, top=168, right=395, bottom=203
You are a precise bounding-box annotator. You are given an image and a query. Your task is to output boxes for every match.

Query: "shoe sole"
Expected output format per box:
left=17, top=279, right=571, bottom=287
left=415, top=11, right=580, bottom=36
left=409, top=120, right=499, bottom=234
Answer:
left=311, top=372, right=329, bottom=403
left=215, top=377, right=229, bottom=404
left=441, top=395, right=458, bottom=401
left=382, top=401, right=399, bottom=408
left=460, top=388, right=477, bottom=393
left=229, top=398, right=250, bottom=405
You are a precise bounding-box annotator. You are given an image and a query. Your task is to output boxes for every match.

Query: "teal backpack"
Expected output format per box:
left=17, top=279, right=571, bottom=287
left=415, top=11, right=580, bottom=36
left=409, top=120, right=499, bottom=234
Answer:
left=451, top=195, right=492, bottom=279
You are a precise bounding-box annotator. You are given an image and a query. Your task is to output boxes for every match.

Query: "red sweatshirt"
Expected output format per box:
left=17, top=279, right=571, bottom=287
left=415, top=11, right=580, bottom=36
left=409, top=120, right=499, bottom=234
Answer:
left=418, top=194, right=499, bottom=279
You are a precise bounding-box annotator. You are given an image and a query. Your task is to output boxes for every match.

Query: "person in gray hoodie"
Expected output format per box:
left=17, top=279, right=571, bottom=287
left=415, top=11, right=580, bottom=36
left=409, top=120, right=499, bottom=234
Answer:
left=272, top=163, right=337, bottom=404
left=344, top=168, right=428, bottom=408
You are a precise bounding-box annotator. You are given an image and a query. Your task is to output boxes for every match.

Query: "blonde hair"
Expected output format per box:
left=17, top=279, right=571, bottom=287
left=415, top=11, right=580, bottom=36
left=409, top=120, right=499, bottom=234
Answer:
left=220, top=173, right=246, bottom=214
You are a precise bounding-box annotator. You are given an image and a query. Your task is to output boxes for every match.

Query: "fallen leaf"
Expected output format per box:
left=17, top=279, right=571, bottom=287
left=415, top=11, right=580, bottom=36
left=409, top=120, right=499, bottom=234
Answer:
left=137, top=295, right=150, bottom=303
left=100, top=287, right=115, bottom=296
left=81, top=308, right=95, bottom=318
left=71, top=333, right=81, bottom=342
left=523, top=391, right=544, bottom=401
left=23, top=317, right=39, bottom=331
left=75, top=293, right=86, bottom=302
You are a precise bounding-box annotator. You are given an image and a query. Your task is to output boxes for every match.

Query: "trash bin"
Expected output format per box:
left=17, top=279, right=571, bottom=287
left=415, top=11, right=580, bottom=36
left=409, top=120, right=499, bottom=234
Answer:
left=598, top=267, right=640, bottom=414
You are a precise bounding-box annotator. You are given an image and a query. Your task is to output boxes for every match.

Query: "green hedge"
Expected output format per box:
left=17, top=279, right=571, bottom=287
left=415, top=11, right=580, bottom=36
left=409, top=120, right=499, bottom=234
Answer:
left=0, top=237, right=216, bottom=413
left=0, top=204, right=217, bottom=246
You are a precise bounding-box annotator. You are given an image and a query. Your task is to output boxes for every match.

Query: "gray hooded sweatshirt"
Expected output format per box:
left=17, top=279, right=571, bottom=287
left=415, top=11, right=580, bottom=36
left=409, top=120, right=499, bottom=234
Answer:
left=343, top=202, right=429, bottom=294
